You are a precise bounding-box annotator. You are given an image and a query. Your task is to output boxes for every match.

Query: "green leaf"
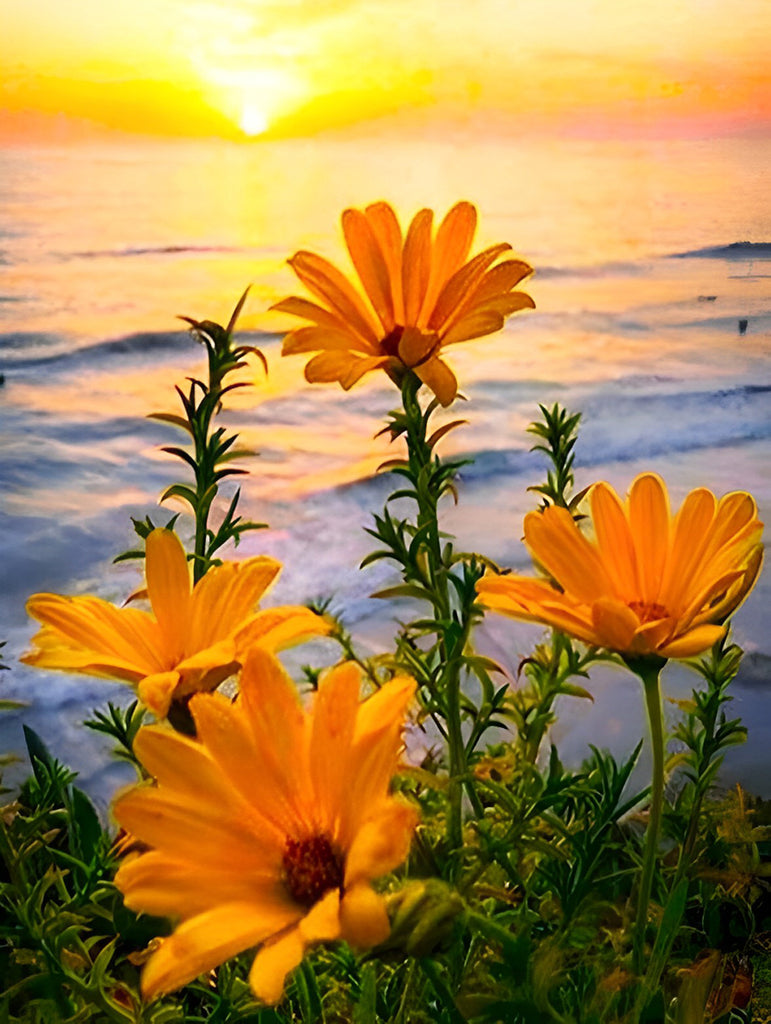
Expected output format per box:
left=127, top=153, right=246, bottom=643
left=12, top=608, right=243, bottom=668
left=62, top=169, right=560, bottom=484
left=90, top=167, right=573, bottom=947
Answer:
left=226, top=285, right=252, bottom=335
left=67, top=786, right=103, bottom=864
left=426, top=419, right=468, bottom=448
left=159, top=483, right=199, bottom=510
left=23, top=725, right=55, bottom=786
left=559, top=683, right=594, bottom=701
left=112, top=548, right=146, bottom=563
left=353, top=963, right=377, bottom=1024
left=294, top=959, right=323, bottom=1024
left=147, top=411, right=193, bottom=434
left=370, top=584, right=432, bottom=602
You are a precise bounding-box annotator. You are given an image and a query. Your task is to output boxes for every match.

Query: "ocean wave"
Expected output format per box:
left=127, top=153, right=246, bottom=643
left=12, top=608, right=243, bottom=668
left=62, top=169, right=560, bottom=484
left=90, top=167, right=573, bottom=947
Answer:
left=0, top=330, right=193, bottom=370
left=1, top=328, right=275, bottom=372
left=534, top=260, right=645, bottom=279
left=62, top=243, right=249, bottom=261
left=458, top=382, right=771, bottom=483
left=669, top=242, right=771, bottom=260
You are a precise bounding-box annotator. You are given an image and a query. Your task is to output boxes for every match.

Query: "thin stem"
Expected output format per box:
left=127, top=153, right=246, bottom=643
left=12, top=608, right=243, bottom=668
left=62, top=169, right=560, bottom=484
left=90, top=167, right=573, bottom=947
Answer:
left=629, top=657, right=666, bottom=976
left=400, top=373, right=465, bottom=856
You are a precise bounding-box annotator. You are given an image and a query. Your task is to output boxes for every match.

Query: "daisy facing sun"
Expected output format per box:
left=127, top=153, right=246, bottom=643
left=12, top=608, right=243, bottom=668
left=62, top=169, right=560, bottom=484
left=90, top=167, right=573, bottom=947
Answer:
left=274, top=201, right=534, bottom=406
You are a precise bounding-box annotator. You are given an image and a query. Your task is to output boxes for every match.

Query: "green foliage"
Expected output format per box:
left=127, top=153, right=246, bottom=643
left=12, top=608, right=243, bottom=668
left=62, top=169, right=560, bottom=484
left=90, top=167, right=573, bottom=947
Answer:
left=115, top=289, right=268, bottom=579
left=83, top=701, right=148, bottom=775
left=526, top=403, right=586, bottom=513
left=7, top=373, right=769, bottom=1024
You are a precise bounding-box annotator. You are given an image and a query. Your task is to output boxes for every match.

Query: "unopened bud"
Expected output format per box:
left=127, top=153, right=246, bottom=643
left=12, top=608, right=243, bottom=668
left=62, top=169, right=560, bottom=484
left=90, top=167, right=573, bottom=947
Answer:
left=382, top=879, right=465, bottom=958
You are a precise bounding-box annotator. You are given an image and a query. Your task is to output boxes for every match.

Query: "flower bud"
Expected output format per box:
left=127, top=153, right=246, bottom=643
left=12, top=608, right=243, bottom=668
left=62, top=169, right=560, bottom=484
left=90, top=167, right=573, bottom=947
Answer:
left=382, top=880, right=465, bottom=958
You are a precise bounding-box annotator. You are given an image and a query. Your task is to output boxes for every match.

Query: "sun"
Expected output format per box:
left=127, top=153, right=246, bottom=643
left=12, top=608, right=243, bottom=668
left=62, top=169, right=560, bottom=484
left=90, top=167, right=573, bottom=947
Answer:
left=240, top=104, right=270, bottom=137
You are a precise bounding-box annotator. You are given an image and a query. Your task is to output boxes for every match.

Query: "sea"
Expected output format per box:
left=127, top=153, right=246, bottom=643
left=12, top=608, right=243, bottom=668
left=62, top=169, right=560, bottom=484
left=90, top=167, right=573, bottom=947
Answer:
left=1, top=130, right=769, bottom=810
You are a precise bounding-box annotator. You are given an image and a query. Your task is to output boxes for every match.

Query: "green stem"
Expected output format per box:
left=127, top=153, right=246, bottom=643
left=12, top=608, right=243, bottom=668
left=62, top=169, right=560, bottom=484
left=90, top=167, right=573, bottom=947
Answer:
left=419, top=958, right=465, bottom=1024
left=400, top=373, right=465, bottom=857
left=628, top=656, right=666, bottom=976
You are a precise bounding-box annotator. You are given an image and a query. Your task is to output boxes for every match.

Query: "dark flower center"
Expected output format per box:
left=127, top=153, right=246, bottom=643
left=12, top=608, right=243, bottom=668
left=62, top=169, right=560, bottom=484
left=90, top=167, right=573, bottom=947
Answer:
left=167, top=696, right=197, bottom=737
left=628, top=600, right=669, bottom=624
left=282, top=834, right=344, bottom=908
left=381, top=326, right=404, bottom=357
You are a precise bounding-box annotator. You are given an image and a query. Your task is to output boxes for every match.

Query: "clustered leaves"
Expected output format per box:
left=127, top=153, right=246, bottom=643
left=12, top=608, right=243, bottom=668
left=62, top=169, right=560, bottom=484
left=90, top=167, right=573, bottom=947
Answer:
left=116, top=289, right=268, bottom=579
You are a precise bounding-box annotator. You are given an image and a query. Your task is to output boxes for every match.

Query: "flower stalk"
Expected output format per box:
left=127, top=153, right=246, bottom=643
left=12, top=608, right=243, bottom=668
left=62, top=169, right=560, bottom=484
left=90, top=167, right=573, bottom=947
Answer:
left=627, top=654, right=667, bottom=976
left=364, top=371, right=484, bottom=862
left=400, top=373, right=466, bottom=857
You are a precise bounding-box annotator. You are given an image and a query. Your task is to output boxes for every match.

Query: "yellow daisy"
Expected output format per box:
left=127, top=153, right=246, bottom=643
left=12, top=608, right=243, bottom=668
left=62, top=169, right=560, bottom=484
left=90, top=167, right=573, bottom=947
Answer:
left=274, top=200, right=534, bottom=406
left=477, top=473, right=763, bottom=659
left=22, top=529, right=329, bottom=719
left=113, top=649, right=418, bottom=1005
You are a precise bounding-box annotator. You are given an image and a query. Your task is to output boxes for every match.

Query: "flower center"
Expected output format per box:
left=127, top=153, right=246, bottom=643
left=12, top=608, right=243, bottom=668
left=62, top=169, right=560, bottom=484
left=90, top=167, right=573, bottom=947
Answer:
left=282, top=834, right=344, bottom=908
left=381, top=326, right=404, bottom=358
left=628, top=599, right=669, bottom=624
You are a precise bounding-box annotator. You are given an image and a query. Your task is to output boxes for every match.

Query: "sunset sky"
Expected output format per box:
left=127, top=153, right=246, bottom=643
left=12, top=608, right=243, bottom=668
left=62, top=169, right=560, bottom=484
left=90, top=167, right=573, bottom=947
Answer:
left=2, top=0, right=769, bottom=143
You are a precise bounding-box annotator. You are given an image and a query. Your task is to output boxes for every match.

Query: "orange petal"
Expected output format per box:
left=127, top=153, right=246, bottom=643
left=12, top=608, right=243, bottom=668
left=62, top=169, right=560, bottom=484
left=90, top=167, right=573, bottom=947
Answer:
left=340, top=720, right=412, bottom=843
left=249, top=928, right=306, bottom=1006
left=397, top=326, right=438, bottom=367
left=137, top=670, right=181, bottom=718
left=632, top=615, right=678, bottom=653
left=364, top=202, right=404, bottom=323
left=419, top=201, right=477, bottom=322
left=309, top=662, right=361, bottom=830
left=141, top=901, right=298, bottom=1001
left=116, top=850, right=281, bottom=919
left=476, top=574, right=599, bottom=644
left=705, top=491, right=760, bottom=556
left=353, top=675, right=416, bottom=743
left=20, top=627, right=149, bottom=682
left=133, top=725, right=229, bottom=800
left=340, top=883, right=391, bottom=950
left=590, top=598, right=639, bottom=653
left=343, top=207, right=395, bottom=332
left=145, top=529, right=191, bottom=663
left=678, top=568, right=746, bottom=629
left=271, top=295, right=354, bottom=333
left=591, top=482, right=639, bottom=600
left=298, top=889, right=342, bottom=943
left=237, top=649, right=313, bottom=824
left=428, top=243, right=511, bottom=333
left=627, top=474, right=671, bottom=605
left=345, top=799, right=418, bottom=886
left=476, top=291, right=536, bottom=316
left=402, top=208, right=433, bottom=327
left=524, top=506, right=614, bottom=605
left=304, top=351, right=388, bottom=389
left=114, top=782, right=275, bottom=868
left=24, top=595, right=163, bottom=677
left=658, top=624, right=726, bottom=659
left=190, top=686, right=305, bottom=838
left=415, top=356, right=458, bottom=406
left=289, top=250, right=380, bottom=346
left=282, top=325, right=372, bottom=356
left=696, top=544, right=763, bottom=624
left=452, top=259, right=533, bottom=316
left=659, top=487, right=716, bottom=614
left=189, top=556, right=281, bottom=651
left=441, top=310, right=504, bottom=347
left=235, top=606, right=330, bottom=657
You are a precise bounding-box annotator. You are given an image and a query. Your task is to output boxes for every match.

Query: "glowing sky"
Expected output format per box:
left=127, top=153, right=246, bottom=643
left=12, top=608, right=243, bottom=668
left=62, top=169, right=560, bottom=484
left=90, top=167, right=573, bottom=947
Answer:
left=2, top=0, right=769, bottom=141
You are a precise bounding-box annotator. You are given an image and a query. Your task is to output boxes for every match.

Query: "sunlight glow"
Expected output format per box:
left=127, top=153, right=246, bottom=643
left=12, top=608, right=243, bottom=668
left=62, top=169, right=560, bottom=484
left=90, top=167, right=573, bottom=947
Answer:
left=2, top=0, right=769, bottom=141
left=240, top=104, right=270, bottom=137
